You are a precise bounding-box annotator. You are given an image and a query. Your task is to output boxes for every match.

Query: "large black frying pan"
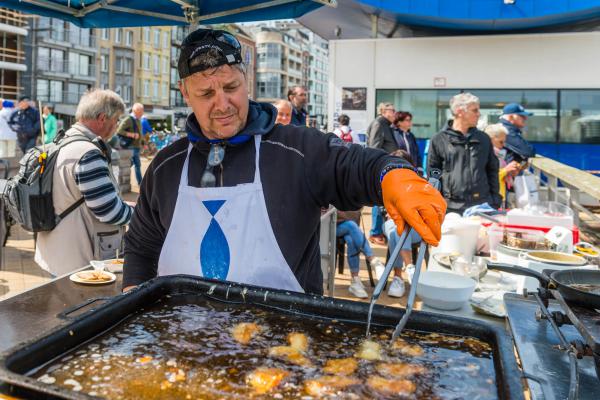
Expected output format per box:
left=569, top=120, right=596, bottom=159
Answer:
left=487, top=262, right=600, bottom=309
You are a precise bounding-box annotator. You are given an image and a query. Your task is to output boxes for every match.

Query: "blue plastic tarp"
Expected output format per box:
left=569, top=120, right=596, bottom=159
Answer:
left=1, top=0, right=327, bottom=28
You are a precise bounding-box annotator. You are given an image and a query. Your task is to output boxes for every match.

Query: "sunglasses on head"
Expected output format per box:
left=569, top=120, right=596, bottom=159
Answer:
left=185, top=30, right=241, bottom=52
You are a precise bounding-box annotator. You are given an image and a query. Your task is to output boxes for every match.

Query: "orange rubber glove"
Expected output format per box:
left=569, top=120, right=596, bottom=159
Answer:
left=381, top=169, right=447, bottom=246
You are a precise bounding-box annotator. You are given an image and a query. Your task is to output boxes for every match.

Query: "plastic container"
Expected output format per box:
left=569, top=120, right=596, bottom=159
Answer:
left=506, top=201, right=574, bottom=230
left=417, top=271, right=477, bottom=311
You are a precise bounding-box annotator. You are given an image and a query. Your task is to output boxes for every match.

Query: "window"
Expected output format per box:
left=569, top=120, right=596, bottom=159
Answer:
left=101, top=28, right=109, bottom=40
left=50, top=48, right=65, bottom=72
left=162, top=82, right=168, bottom=99
left=37, top=47, right=49, bottom=70
left=100, top=55, right=108, bottom=72
left=67, top=83, right=89, bottom=104
left=162, top=56, right=169, bottom=74
left=115, top=85, right=122, bottom=96
left=115, top=28, right=122, bottom=44
left=153, top=80, right=159, bottom=99
left=143, top=53, right=150, bottom=70
left=69, top=53, right=92, bottom=76
left=36, top=79, right=49, bottom=102
left=115, top=57, right=123, bottom=73
left=50, top=19, right=65, bottom=41
left=153, top=29, right=160, bottom=48
left=143, top=80, right=150, bottom=97
left=50, top=80, right=63, bottom=102
left=375, top=89, right=558, bottom=142
left=257, top=43, right=282, bottom=70
left=143, top=27, right=151, bottom=43
left=124, top=58, right=132, bottom=74
left=162, top=31, right=169, bottom=49
left=125, top=31, right=133, bottom=46
left=560, top=90, right=600, bottom=144
left=124, top=86, right=132, bottom=103
left=256, top=72, right=281, bottom=99
left=153, top=54, right=160, bottom=75
left=170, top=67, right=178, bottom=85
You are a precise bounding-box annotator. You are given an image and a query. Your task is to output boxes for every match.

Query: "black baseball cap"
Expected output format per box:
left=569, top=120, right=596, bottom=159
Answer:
left=178, top=29, right=242, bottom=80
left=18, top=96, right=30, bottom=102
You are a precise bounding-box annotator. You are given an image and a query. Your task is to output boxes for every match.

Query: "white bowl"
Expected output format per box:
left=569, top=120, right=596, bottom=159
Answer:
left=416, top=271, right=477, bottom=311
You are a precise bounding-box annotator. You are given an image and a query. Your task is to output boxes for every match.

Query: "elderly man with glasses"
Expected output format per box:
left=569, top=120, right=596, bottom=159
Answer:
left=122, top=29, right=446, bottom=295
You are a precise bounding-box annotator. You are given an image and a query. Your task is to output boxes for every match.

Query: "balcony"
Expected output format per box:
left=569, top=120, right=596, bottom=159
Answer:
left=0, top=47, right=25, bottom=68
left=36, top=57, right=96, bottom=81
left=36, top=30, right=97, bottom=49
left=0, top=83, right=23, bottom=100
left=0, top=8, right=28, bottom=30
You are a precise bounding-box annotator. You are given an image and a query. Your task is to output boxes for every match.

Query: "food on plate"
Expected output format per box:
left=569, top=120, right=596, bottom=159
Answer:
left=246, top=367, right=289, bottom=394
left=367, top=375, right=416, bottom=395
left=391, top=339, right=424, bottom=357
left=569, top=283, right=600, bottom=296
left=355, top=340, right=382, bottom=361
left=231, top=322, right=262, bottom=345
left=268, top=346, right=312, bottom=367
left=76, top=271, right=112, bottom=282
left=287, top=332, right=309, bottom=352
left=323, top=358, right=358, bottom=375
left=109, top=258, right=125, bottom=264
left=376, top=362, right=426, bottom=377
left=304, top=375, right=360, bottom=396
left=575, top=245, right=599, bottom=256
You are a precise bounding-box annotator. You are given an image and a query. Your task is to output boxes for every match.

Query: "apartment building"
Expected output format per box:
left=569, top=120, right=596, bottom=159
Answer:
left=250, top=22, right=329, bottom=126
left=136, top=26, right=171, bottom=109
left=0, top=8, right=27, bottom=101
left=22, top=16, right=97, bottom=125
left=97, top=27, right=136, bottom=107
left=254, top=28, right=304, bottom=103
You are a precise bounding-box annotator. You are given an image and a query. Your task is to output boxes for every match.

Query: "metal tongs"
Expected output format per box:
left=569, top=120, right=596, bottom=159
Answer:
left=365, top=170, right=442, bottom=343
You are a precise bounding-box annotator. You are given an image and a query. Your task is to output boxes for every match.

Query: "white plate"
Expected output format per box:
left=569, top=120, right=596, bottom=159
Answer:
left=70, top=270, right=116, bottom=285
left=526, top=251, right=587, bottom=266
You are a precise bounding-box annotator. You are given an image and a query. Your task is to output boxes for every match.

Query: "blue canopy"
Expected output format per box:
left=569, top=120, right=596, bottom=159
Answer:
left=2, top=0, right=332, bottom=28
left=299, top=0, right=600, bottom=39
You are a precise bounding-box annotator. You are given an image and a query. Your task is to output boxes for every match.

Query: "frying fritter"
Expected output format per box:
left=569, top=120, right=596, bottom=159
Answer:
left=367, top=375, right=416, bottom=395
left=392, top=338, right=424, bottom=356
left=246, top=367, right=289, bottom=394
left=304, top=375, right=360, bottom=397
left=323, top=358, right=358, bottom=375
left=268, top=346, right=312, bottom=367
left=287, top=332, right=309, bottom=353
left=355, top=340, right=382, bottom=361
left=376, top=362, right=426, bottom=377
left=231, top=322, right=261, bottom=345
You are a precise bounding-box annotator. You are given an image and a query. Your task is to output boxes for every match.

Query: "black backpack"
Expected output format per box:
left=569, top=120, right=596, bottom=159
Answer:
left=1, top=131, right=103, bottom=232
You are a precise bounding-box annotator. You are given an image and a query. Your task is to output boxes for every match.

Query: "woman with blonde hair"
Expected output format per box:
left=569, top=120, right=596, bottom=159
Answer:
left=484, top=123, right=520, bottom=207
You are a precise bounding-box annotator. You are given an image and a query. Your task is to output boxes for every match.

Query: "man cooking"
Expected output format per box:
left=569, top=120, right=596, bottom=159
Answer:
left=122, top=28, right=446, bottom=294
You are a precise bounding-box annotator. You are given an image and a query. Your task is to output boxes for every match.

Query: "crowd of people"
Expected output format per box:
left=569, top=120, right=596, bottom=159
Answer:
left=1, top=27, right=536, bottom=303
left=282, top=93, right=534, bottom=299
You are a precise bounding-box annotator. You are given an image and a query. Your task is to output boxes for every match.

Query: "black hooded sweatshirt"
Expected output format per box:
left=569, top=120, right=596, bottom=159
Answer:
left=428, top=121, right=501, bottom=214
left=123, top=101, right=407, bottom=294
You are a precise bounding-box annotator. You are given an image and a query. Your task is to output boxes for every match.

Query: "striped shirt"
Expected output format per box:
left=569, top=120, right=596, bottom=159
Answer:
left=74, top=149, right=132, bottom=225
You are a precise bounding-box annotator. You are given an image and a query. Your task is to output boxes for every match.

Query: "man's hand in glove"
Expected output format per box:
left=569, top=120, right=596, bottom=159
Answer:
left=381, top=169, right=447, bottom=246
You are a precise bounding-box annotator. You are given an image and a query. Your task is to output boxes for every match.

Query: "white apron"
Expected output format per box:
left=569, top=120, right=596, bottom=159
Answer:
left=158, top=136, right=304, bottom=293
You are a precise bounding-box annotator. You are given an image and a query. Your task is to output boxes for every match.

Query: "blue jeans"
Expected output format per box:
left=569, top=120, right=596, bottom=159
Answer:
left=18, top=137, right=36, bottom=154
left=131, top=147, right=142, bottom=185
left=383, top=220, right=421, bottom=268
left=337, top=221, right=373, bottom=273
left=370, top=206, right=383, bottom=236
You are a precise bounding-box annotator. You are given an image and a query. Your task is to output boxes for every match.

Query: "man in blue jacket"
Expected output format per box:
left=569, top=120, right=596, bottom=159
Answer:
left=499, top=103, right=536, bottom=163
left=9, top=96, right=40, bottom=154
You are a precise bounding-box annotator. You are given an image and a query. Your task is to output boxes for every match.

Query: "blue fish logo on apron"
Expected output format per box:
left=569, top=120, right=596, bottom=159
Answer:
left=200, top=200, right=230, bottom=279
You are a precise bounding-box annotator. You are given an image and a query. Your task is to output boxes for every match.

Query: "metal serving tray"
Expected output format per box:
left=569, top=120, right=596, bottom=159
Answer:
left=0, top=275, right=525, bottom=399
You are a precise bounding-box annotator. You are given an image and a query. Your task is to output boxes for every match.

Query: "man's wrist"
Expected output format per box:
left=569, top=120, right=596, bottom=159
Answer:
left=379, top=163, right=417, bottom=183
